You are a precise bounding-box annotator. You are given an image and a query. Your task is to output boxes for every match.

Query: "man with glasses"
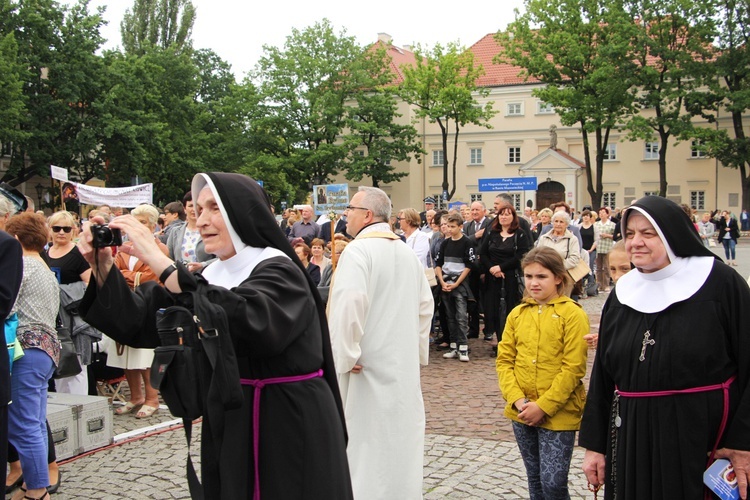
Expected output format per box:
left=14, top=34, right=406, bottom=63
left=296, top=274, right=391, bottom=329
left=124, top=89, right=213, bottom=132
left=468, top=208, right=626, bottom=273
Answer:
left=329, top=187, right=433, bottom=500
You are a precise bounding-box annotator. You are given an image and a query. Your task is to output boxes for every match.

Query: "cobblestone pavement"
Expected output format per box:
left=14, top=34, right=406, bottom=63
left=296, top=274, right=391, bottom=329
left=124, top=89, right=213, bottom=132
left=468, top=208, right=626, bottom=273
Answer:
left=37, top=291, right=607, bottom=499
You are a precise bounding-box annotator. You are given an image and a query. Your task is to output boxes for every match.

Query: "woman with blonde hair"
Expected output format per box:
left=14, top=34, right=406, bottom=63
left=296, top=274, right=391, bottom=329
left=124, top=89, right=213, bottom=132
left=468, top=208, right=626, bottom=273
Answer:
left=42, top=211, right=92, bottom=395
left=105, top=204, right=168, bottom=418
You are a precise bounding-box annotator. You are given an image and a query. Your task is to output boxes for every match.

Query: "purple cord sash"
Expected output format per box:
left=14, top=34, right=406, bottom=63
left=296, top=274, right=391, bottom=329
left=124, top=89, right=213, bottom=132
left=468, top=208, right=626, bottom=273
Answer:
left=616, top=374, right=737, bottom=466
left=240, top=369, right=324, bottom=500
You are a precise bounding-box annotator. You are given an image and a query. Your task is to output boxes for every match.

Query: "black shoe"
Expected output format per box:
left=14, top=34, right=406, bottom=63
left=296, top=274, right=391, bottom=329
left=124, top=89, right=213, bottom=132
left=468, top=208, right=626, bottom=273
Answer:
left=483, top=334, right=494, bottom=341
left=6, top=474, right=22, bottom=494
left=467, top=331, right=479, bottom=339
left=47, top=470, right=61, bottom=494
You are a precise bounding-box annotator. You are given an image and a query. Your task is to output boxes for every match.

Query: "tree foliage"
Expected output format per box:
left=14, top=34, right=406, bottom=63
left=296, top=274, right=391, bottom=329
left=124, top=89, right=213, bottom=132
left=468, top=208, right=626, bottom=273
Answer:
left=622, top=0, right=716, bottom=197
left=342, top=46, right=423, bottom=187
left=253, top=19, right=366, bottom=199
left=121, top=0, right=195, bottom=56
left=398, top=42, right=495, bottom=201
left=684, top=0, right=750, bottom=210
left=497, top=0, right=636, bottom=209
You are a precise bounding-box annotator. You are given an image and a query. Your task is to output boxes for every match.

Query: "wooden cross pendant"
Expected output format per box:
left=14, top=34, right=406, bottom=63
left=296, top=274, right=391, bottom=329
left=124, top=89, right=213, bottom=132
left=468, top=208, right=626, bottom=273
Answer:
left=639, top=330, right=655, bottom=362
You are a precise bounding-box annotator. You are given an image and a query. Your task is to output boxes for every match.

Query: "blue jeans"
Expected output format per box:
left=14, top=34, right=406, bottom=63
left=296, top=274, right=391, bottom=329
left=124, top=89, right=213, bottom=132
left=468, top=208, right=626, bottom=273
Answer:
left=9, top=348, right=55, bottom=489
left=722, top=238, right=736, bottom=260
left=441, top=290, right=468, bottom=346
left=512, top=421, right=576, bottom=500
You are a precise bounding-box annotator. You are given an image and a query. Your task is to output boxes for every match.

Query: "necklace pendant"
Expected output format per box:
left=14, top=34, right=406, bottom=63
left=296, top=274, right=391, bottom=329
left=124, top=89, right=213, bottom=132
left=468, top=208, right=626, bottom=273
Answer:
left=615, top=415, right=622, bottom=428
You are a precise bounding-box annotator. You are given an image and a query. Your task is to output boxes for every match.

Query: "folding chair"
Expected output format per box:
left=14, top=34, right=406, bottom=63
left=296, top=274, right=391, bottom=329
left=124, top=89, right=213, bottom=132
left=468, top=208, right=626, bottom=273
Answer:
left=90, top=342, right=128, bottom=405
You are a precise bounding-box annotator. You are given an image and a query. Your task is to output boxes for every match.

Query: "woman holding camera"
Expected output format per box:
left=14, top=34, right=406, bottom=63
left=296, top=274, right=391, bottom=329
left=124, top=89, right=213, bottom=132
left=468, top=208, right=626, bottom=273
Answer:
left=77, top=173, right=352, bottom=499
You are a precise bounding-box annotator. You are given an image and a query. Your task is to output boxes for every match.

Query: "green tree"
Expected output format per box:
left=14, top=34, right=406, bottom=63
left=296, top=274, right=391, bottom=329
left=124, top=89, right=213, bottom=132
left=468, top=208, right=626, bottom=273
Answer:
left=254, top=19, right=365, bottom=199
left=0, top=32, right=26, bottom=148
left=342, top=45, right=423, bottom=188
left=121, top=0, right=195, bottom=56
left=398, top=42, right=496, bottom=201
left=1, top=0, right=108, bottom=186
left=344, top=89, right=422, bottom=187
left=623, top=0, right=716, bottom=197
left=684, top=0, right=750, bottom=211
left=497, top=0, right=636, bottom=209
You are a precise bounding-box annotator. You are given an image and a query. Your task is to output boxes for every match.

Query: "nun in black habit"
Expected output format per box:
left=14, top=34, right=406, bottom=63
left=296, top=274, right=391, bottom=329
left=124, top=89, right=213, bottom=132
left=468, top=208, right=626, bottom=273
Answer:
left=579, top=195, right=750, bottom=500
left=78, top=173, right=353, bottom=499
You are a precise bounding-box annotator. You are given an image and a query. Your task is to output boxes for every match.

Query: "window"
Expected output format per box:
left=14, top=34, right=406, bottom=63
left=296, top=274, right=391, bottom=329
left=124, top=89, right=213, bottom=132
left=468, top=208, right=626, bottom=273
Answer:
left=603, top=143, right=617, bottom=161
left=432, top=194, right=447, bottom=211
left=691, top=140, right=707, bottom=158
left=644, top=191, right=659, bottom=197
left=432, top=150, right=444, bottom=166
left=356, top=150, right=365, bottom=157
left=644, top=142, right=659, bottom=160
left=470, top=193, right=483, bottom=202
left=602, top=192, right=616, bottom=208
left=506, top=102, right=523, bottom=116
left=690, top=191, right=705, bottom=210
left=383, top=158, right=391, bottom=166
left=469, top=148, right=483, bottom=165
left=537, top=101, right=554, bottom=114
left=510, top=194, right=521, bottom=211
left=508, top=147, right=521, bottom=164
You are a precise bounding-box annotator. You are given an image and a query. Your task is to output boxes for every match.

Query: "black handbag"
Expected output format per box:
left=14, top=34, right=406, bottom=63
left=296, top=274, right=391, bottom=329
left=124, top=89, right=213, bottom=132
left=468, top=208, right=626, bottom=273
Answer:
left=54, top=315, right=82, bottom=379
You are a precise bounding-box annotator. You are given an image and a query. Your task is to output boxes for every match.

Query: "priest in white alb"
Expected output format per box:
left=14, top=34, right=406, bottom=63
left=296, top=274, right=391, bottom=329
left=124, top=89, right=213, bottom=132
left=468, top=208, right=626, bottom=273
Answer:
left=328, top=186, right=433, bottom=500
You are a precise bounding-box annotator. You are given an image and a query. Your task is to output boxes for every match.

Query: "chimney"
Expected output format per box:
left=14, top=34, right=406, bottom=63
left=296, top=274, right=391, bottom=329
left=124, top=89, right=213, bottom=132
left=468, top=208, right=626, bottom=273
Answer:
left=377, top=33, right=393, bottom=45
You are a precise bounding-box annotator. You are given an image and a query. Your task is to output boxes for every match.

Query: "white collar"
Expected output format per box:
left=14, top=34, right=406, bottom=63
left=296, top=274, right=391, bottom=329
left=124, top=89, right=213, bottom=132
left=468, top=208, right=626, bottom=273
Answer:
left=202, top=246, right=289, bottom=289
left=615, top=256, right=714, bottom=312
left=356, top=222, right=392, bottom=238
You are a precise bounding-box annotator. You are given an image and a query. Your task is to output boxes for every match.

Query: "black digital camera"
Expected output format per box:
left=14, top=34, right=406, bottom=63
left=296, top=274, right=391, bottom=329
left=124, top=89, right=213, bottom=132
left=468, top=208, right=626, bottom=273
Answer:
left=90, top=223, right=122, bottom=248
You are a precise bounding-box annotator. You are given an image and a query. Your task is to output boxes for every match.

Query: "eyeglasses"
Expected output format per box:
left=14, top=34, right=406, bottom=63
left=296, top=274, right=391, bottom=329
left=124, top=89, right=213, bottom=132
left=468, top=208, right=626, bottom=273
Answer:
left=345, top=205, right=369, bottom=212
left=51, top=226, right=73, bottom=233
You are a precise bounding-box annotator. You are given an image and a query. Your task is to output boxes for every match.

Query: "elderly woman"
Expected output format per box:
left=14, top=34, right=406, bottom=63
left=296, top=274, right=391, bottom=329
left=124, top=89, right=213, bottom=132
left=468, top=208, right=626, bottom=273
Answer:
left=78, top=173, right=352, bottom=499
left=534, top=208, right=553, bottom=240
left=398, top=208, right=431, bottom=268
left=5, top=213, right=61, bottom=500
left=536, top=211, right=581, bottom=270
left=479, top=202, right=531, bottom=343
left=42, top=210, right=92, bottom=395
left=580, top=196, right=750, bottom=500
left=107, top=204, right=169, bottom=419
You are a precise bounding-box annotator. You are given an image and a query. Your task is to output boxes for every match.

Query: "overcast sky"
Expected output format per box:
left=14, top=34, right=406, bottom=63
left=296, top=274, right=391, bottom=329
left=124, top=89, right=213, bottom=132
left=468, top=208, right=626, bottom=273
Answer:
left=70, top=0, right=526, bottom=79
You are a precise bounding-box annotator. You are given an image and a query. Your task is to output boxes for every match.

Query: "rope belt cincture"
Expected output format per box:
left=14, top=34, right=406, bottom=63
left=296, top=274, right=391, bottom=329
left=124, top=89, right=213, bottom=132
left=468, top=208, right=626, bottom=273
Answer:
left=240, top=369, right=324, bottom=500
left=616, top=374, right=737, bottom=465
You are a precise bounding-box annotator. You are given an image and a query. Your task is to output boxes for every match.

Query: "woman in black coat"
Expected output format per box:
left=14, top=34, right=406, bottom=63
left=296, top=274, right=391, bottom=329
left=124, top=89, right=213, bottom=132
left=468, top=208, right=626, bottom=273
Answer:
left=716, top=210, right=740, bottom=266
left=479, top=202, right=531, bottom=343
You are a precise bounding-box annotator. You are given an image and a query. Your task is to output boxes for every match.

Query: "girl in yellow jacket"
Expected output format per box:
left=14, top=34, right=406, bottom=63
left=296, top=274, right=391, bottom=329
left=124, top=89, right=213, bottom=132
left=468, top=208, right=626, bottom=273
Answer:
left=497, top=246, right=589, bottom=500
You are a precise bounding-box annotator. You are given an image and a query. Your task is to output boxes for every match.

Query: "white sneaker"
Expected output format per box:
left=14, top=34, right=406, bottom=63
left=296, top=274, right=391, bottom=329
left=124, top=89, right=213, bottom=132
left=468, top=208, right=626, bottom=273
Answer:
left=459, top=349, right=469, bottom=362
left=443, top=349, right=458, bottom=359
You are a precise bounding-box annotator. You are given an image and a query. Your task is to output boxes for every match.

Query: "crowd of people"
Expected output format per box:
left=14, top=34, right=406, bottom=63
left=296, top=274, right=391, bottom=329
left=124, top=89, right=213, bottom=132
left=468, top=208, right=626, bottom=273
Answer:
left=0, top=176, right=748, bottom=499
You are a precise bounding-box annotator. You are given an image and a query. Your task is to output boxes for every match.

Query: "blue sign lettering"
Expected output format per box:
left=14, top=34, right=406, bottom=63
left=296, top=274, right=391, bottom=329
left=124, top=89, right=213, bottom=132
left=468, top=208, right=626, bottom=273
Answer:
left=478, top=177, right=538, bottom=192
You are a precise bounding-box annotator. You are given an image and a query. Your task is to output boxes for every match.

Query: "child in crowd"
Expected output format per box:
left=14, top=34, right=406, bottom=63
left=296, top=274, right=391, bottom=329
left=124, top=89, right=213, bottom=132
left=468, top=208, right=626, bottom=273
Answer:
left=497, top=247, right=589, bottom=500
left=435, top=212, right=474, bottom=362
left=583, top=240, right=632, bottom=348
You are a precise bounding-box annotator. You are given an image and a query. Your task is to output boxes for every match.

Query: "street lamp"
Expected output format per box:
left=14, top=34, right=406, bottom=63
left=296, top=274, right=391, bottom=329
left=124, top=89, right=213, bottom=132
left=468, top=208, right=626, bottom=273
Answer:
left=35, top=183, right=44, bottom=207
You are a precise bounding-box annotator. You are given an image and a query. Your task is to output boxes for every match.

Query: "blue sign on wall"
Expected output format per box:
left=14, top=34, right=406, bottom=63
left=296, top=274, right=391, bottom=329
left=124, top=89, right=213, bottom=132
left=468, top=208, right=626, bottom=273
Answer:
left=478, top=177, right=538, bottom=192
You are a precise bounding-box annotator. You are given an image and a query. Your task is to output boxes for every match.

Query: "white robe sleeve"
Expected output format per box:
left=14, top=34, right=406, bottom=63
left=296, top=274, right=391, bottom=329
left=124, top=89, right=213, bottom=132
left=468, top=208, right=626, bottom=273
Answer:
left=328, top=246, right=369, bottom=374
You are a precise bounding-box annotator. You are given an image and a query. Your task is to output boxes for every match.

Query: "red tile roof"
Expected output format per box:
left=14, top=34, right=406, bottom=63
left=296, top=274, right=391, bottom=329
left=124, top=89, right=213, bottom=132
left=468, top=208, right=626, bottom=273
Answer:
left=469, top=34, right=539, bottom=87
